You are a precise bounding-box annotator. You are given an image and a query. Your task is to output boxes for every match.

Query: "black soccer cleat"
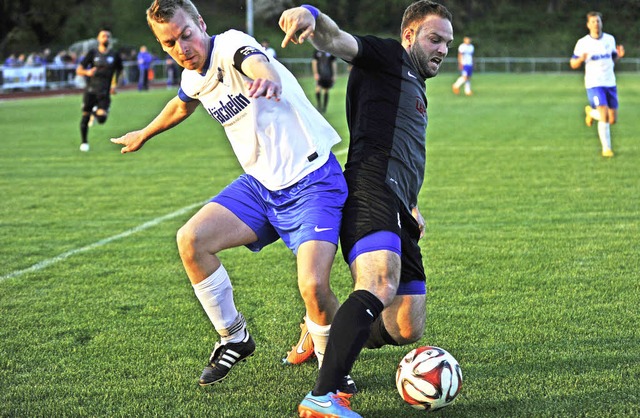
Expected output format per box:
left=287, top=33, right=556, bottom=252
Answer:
left=340, top=374, right=358, bottom=395
left=198, top=334, right=256, bottom=386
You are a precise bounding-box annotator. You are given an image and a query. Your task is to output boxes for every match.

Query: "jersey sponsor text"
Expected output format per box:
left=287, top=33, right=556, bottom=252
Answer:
left=206, top=93, right=250, bottom=124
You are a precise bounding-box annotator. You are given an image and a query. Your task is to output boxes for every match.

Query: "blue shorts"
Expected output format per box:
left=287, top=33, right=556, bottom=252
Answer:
left=211, top=153, right=347, bottom=255
left=586, top=86, right=618, bottom=109
left=461, top=65, right=473, bottom=78
left=346, top=230, right=426, bottom=296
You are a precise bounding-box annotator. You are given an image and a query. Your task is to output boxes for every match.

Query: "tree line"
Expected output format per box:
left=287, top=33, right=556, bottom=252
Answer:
left=2, top=0, right=639, bottom=61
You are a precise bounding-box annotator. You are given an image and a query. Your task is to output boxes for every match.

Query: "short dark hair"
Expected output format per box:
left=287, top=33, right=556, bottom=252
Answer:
left=401, top=1, right=452, bottom=36
left=586, top=11, right=602, bottom=21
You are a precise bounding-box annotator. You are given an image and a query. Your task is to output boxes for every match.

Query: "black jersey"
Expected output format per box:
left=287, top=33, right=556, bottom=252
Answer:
left=313, top=50, right=336, bottom=81
left=80, top=48, right=123, bottom=94
left=344, top=35, right=428, bottom=212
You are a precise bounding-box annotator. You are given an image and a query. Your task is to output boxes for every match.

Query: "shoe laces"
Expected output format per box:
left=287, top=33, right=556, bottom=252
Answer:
left=209, top=342, right=224, bottom=364
left=331, top=392, right=353, bottom=409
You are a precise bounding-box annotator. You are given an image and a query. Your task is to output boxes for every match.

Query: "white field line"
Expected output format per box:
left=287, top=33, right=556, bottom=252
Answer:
left=0, top=200, right=207, bottom=282
left=1, top=148, right=349, bottom=283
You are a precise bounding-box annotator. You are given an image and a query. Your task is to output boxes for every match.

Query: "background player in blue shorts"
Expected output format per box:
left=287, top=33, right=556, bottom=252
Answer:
left=280, top=1, right=453, bottom=416
left=570, top=11, right=625, bottom=158
left=452, top=36, right=474, bottom=96
left=111, top=0, right=347, bottom=389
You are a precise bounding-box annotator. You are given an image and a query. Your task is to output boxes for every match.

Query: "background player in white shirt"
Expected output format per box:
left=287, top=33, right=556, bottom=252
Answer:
left=111, top=0, right=347, bottom=388
left=452, top=36, right=474, bottom=96
left=570, top=11, right=625, bottom=157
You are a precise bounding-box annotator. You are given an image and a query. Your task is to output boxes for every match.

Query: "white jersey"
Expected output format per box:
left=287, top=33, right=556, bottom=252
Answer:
left=572, top=33, right=617, bottom=88
left=179, top=30, right=341, bottom=190
left=458, top=43, right=474, bottom=66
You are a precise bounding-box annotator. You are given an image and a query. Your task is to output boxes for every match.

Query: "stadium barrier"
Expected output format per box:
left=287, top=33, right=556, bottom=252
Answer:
left=279, top=57, right=640, bottom=75
left=2, top=57, right=640, bottom=93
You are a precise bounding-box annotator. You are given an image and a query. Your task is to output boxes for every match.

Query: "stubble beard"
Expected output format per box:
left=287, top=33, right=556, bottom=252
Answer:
left=410, top=45, right=439, bottom=79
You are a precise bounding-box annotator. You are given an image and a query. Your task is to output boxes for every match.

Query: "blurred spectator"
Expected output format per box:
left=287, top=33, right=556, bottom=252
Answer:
left=4, top=54, right=18, bottom=67
left=261, top=39, right=277, bottom=59
left=53, top=50, right=74, bottom=65
left=25, top=52, right=45, bottom=66
left=165, top=54, right=179, bottom=87
left=137, top=45, right=154, bottom=91
left=42, top=48, right=53, bottom=64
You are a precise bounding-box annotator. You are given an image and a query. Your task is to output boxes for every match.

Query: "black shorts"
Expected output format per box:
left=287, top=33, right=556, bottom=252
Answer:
left=340, top=175, right=426, bottom=284
left=82, top=91, right=111, bottom=113
left=317, top=78, right=334, bottom=89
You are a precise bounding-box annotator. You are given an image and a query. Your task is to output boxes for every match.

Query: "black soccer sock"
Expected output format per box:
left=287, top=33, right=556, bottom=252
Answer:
left=313, top=290, right=384, bottom=396
left=316, top=91, right=321, bottom=108
left=323, top=92, right=329, bottom=111
left=95, top=113, right=107, bottom=124
left=365, top=315, right=399, bottom=349
left=80, top=114, right=90, bottom=143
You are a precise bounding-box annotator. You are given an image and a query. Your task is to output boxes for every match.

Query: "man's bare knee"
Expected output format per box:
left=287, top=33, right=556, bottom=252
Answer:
left=176, top=224, right=198, bottom=261
left=393, top=325, right=424, bottom=346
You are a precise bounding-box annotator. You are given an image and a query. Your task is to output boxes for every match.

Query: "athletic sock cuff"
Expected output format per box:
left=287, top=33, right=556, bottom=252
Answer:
left=305, top=315, right=331, bottom=336
left=351, top=289, right=384, bottom=318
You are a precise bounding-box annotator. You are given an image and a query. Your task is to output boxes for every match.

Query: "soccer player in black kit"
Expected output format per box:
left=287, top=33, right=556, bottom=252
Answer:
left=280, top=1, right=453, bottom=416
left=312, top=49, right=337, bottom=113
left=76, top=28, right=123, bottom=152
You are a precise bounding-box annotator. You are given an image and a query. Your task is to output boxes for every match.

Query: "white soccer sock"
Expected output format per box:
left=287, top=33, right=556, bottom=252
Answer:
left=453, top=77, right=464, bottom=88
left=597, top=121, right=612, bottom=151
left=464, top=81, right=471, bottom=94
left=192, top=264, right=246, bottom=344
left=590, top=108, right=601, bottom=121
left=305, top=315, right=331, bottom=368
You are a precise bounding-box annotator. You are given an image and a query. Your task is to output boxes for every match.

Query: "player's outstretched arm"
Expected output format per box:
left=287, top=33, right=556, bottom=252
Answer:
left=241, top=54, right=282, bottom=101
left=110, top=96, right=199, bottom=154
left=279, top=6, right=358, bottom=62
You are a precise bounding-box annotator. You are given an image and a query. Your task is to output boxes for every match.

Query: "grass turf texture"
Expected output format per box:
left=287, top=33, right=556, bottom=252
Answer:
left=1, top=73, right=639, bottom=417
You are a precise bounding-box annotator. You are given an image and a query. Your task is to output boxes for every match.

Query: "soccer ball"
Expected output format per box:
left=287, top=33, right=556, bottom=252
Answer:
left=396, top=346, right=462, bottom=411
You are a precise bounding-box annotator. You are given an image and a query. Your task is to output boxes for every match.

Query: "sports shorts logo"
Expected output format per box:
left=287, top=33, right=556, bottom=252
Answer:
left=314, top=226, right=333, bottom=233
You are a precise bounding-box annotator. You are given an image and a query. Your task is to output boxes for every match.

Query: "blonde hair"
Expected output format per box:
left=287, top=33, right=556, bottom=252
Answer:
left=146, top=0, right=201, bottom=35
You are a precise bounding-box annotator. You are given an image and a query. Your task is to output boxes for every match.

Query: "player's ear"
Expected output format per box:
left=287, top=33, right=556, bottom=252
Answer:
left=198, top=15, right=207, bottom=33
left=402, top=28, right=414, bottom=47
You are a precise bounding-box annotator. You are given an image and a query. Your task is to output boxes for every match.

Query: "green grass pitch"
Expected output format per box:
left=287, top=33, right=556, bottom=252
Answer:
left=1, top=72, right=639, bottom=417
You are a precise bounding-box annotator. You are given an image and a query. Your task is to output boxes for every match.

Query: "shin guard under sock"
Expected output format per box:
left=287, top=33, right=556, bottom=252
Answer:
left=365, top=315, right=399, bottom=349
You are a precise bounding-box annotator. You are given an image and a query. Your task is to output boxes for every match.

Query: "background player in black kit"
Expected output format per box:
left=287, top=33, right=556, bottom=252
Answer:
left=280, top=1, right=453, bottom=416
left=311, top=49, right=337, bottom=113
left=76, top=28, right=123, bottom=152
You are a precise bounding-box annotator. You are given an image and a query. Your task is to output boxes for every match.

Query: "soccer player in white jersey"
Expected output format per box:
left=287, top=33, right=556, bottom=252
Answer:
left=111, top=0, right=348, bottom=388
left=452, top=36, right=474, bottom=96
left=570, top=11, right=625, bottom=158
